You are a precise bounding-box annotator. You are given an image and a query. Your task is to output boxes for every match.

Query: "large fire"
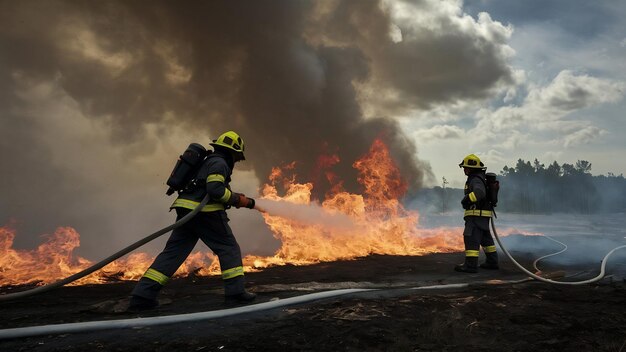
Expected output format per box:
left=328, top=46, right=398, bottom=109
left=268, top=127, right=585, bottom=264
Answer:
left=0, top=139, right=463, bottom=287
left=250, top=138, right=462, bottom=268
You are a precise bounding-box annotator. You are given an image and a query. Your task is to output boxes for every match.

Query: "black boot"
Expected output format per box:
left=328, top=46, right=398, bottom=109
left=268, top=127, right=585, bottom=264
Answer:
left=480, top=252, right=499, bottom=270
left=127, top=295, right=158, bottom=312
left=454, top=257, right=478, bottom=273
left=225, top=290, right=257, bottom=305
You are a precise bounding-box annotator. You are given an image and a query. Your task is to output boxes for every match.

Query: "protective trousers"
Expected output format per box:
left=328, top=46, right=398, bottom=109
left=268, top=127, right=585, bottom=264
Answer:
left=131, top=208, right=246, bottom=300
left=463, top=217, right=498, bottom=268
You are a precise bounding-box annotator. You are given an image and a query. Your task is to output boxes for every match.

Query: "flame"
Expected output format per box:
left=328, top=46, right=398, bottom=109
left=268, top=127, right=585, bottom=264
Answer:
left=0, top=226, right=91, bottom=285
left=311, top=143, right=344, bottom=197
left=0, top=226, right=221, bottom=286
left=249, top=138, right=463, bottom=268
left=1, top=138, right=469, bottom=287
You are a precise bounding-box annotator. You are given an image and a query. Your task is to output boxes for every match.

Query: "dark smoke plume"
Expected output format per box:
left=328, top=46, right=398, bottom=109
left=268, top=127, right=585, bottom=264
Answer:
left=0, top=0, right=513, bottom=255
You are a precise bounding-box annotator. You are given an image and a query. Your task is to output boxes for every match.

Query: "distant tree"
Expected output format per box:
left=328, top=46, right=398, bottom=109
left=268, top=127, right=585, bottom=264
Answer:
left=515, top=159, right=534, bottom=176
left=546, top=161, right=561, bottom=178
left=562, top=163, right=576, bottom=176
left=575, top=160, right=592, bottom=174
left=500, top=165, right=512, bottom=176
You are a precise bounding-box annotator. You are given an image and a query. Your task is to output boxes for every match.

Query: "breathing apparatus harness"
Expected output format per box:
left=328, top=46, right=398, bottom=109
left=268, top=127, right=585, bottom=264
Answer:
left=166, top=143, right=210, bottom=196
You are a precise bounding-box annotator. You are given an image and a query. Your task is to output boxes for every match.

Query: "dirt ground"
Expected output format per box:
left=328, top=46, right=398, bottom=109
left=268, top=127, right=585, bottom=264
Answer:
left=1, top=249, right=625, bottom=352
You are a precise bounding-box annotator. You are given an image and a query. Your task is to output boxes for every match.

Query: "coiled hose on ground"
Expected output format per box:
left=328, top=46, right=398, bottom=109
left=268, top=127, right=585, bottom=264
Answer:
left=0, top=195, right=210, bottom=302
left=490, top=217, right=626, bottom=285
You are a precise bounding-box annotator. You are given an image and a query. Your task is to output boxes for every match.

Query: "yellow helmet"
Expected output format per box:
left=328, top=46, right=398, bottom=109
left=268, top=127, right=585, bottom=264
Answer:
left=210, top=131, right=245, bottom=159
left=459, top=154, right=485, bottom=169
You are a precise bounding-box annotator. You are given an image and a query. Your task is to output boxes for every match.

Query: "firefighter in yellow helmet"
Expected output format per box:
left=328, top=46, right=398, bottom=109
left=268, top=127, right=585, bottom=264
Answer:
left=455, top=154, right=499, bottom=273
left=129, top=131, right=256, bottom=310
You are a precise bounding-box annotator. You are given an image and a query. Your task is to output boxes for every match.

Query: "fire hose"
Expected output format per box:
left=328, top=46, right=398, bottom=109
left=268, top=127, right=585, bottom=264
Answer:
left=490, top=217, right=626, bottom=285
left=0, top=279, right=537, bottom=340
left=0, top=195, right=210, bottom=302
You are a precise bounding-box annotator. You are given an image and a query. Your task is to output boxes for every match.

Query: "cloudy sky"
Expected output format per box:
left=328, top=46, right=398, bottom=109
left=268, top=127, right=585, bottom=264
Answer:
left=405, top=0, right=626, bottom=187
left=1, top=0, right=624, bottom=257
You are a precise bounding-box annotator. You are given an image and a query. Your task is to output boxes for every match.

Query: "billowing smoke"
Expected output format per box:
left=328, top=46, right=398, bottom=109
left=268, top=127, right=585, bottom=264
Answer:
left=0, top=0, right=514, bottom=257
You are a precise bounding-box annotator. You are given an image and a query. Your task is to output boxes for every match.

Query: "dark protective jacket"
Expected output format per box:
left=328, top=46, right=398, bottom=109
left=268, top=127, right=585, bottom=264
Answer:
left=171, top=150, right=240, bottom=212
left=462, top=171, right=493, bottom=218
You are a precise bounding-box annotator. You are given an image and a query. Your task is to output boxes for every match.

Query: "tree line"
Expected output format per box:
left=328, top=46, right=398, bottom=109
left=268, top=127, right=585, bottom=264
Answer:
left=497, top=159, right=626, bottom=213
left=410, top=159, right=626, bottom=214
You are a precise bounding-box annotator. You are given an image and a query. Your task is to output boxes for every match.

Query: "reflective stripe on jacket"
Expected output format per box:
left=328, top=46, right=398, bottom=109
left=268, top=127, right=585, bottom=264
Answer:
left=464, top=209, right=493, bottom=217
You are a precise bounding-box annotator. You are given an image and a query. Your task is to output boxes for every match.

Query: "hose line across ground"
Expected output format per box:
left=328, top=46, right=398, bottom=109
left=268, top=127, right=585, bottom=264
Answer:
left=0, top=195, right=210, bottom=302
left=0, top=280, right=535, bottom=340
left=490, top=217, right=626, bottom=285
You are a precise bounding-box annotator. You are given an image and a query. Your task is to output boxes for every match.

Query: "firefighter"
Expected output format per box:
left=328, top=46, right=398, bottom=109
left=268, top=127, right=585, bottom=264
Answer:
left=455, top=154, right=499, bottom=273
left=129, top=131, right=257, bottom=311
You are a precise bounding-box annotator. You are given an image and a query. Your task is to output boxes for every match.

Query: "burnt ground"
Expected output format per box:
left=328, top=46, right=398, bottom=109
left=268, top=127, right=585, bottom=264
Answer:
left=1, top=244, right=625, bottom=351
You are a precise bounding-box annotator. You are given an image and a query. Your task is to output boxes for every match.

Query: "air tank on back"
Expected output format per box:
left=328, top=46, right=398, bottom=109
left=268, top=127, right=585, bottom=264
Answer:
left=165, top=143, right=207, bottom=196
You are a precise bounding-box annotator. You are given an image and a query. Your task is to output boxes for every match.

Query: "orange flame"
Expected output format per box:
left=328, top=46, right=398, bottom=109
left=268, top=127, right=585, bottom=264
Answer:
left=1, top=138, right=467, bottom=287
left=0, top=226, right=221, bottom=286
left=0, top=226, right=91, bottom=285
left=250, top=138, right=463, bottom=268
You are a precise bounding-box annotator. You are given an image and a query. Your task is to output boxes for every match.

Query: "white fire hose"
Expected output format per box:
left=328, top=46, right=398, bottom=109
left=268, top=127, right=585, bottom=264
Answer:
left=0, top=288, right=374, bottom=339
left=0, top=279, right=533, bottom=340
left=490, top=217, right=626, bottom=285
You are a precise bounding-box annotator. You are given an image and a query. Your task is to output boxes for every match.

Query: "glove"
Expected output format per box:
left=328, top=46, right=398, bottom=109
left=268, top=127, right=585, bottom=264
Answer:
left=461, top=196, right=471, bottom=209
left=236, top=194, right=256, bottom=209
